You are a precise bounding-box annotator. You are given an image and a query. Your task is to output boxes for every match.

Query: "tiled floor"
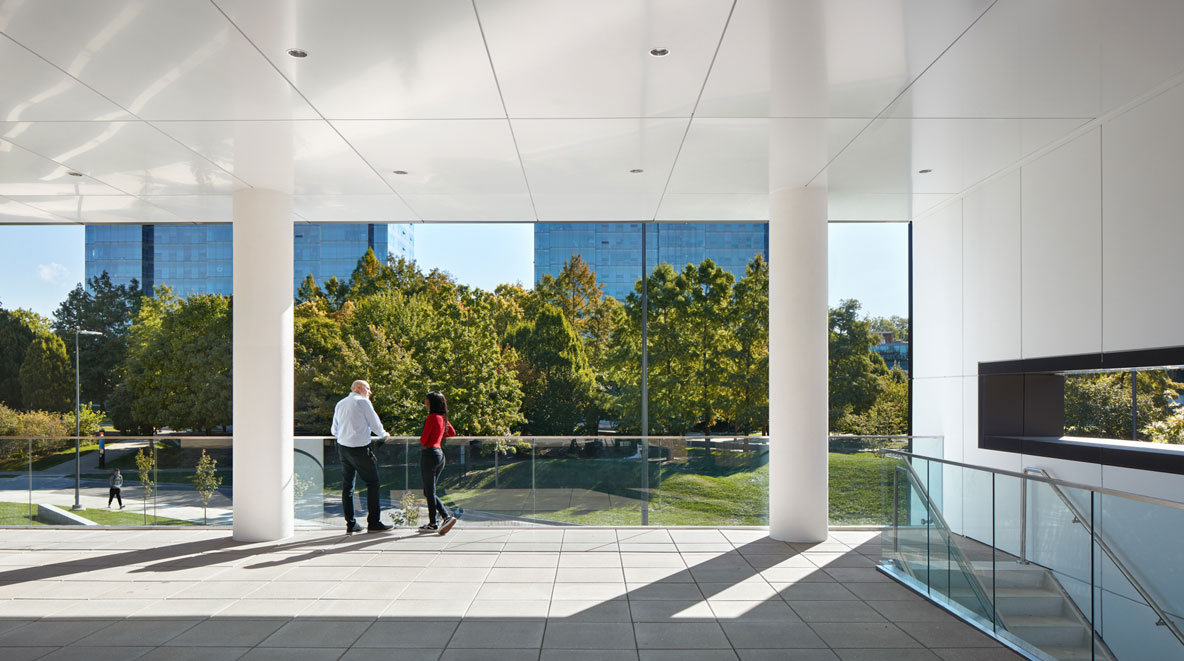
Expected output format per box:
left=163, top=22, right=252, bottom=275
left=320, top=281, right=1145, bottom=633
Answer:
left=0, top=527, right=1019, bottom=660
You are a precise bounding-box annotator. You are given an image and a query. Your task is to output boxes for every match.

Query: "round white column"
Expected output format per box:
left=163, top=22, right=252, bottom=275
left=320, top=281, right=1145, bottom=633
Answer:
left=768, top=186, right=829, bottom=542
left=232, top=188, right=294, bottom=542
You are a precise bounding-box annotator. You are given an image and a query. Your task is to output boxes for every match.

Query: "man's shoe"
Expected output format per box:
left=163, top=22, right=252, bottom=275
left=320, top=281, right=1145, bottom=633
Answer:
left=418, top=523, right=438, bottom=533
left=368, top=522, right=394, bottom=533
left=438, top=516, right=457, bottom=536
left=346, top=522, right=365, bottom=534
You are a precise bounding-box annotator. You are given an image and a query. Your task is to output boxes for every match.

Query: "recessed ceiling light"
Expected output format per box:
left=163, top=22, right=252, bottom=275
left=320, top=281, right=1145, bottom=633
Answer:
left=650, top=48, right=669, bottom=57
left=287, top=48, right=308, bottom=58
left=629, top=169, right=644, bottom=174
left=918, top=169, right=933, bottom=174
left=392, top=170, right=408, bottom=175
left=67, top=171, right=84, bottom=177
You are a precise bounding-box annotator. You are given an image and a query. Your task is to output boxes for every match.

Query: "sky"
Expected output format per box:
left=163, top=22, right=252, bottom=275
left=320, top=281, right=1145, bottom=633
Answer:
left=0, top=222, right=908, bottom=321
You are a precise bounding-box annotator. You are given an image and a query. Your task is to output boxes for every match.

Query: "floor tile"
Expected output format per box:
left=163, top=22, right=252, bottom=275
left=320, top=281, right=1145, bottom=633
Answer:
left=542, top=622, right=636, bottom=649
left=707, top=599, right=800, bottom=622
left=896, top=621, right=1002, bottom=648
left=556, top=567, right=624, bottom=583
left=166, top=619, right=288, bottom=647
left=137, top=647, right=250, bottom=661
left=548, top=599, right=633, bottom=622
left=737, top=651, right=837, bottom=661
left=540, top=651, right=639, bottom=661
left=440, top=650, right=537, bottom=661
left=237, top=649, right=345, bottom=661
left=0, top=619, right=118, bottom=646
left=296, top=599, right=390, bottom=618
left=339, top=649, right=440, bottom=661
left=696, top=581, right=778, bottom=601
left=465, top=599, right=550, bottom=618
left=789, top=600, right=887, bottom=623
left=772, top=582, right=858, bottom=601
left=628, top=599, right=716, bottom=622
left=639, top=651, right=738, bottom=661
left=258, top=619, right=370, bottom=647
left=625, top=582, right=702, bottom=600
left=634, top=622, right=731, bottom=649
left=867, top=599, right=958, bottom=622
left=810, top=622, right=922, bottom=649
left=474, top=581, right=553, bottom=600
left=836, top=650, right=941, bottom=661
left=40, top=646, right=154, bottom=661
left=722, top=621, right=829, bottom=649
left=485, top=567, right=556, bottom=582
left=320, top=581, right=407, bottom=600
left=383, top=599, right=471, bottom=618
left=353, top=620, right=458, bottom=648
left=76, top=618, right=202, bottom=646
left=446, top=620, right=545, bottom=648
left=553, top=583, right=627, bottom=600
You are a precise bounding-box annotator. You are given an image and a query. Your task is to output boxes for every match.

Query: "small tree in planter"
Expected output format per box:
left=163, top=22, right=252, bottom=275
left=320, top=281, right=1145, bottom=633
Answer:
left=191, top=449, right=222, bottom=525
left=389, top=490, right=420, bottom=527
left=134, top=446, right=154, bottom=525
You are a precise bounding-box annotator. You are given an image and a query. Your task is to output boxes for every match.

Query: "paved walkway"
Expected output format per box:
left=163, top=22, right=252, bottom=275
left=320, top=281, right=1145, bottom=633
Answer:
left=39, top=440, right=147, bottom=476
left=0, top=527, right=1019, bottom=660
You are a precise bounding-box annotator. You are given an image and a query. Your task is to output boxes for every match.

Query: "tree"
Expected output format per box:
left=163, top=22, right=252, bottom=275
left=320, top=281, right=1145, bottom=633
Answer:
left=675, top=259, right=736, bottom=432
left=191, top=449, right=222, bottom=525
left=0, top=308, right=49, bottom=408
left=51, top=272, right=142, bottom=411
left=869, top=315, right=909, bottom=342
left=19, top=334, right=71, bottom=412
left=116, top=289, right=232, bottom=433
left=829, top=299, right=887, bottom=430
left=135, top=446, right=154, bottom=524
left=295, top=274, right=324, bottom=306
left=727, top=256, right=769, bottom=433
left=506, top=304, right=596, bottom=434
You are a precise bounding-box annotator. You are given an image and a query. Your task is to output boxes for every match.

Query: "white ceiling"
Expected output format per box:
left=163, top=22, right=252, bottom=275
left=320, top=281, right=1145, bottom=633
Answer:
left=0, top=0, right=1180, bottom=224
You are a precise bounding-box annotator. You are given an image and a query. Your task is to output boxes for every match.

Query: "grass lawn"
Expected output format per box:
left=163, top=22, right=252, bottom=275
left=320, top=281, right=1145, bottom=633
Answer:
left=0, top=501, right=43, bottom=525
left=0, top=443, right=99, bottom=472
left=73, top=508, right=196, bottom=526
left=106, top=442, right=232, bottom=472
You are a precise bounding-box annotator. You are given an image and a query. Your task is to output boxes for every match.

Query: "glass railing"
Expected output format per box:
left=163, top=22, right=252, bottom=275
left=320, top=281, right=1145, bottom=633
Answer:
left=1, top=433, right=936, bottom=529
left=0, top=435, right=233, bottom=527
left=880, top=449, right=1184, bottom=661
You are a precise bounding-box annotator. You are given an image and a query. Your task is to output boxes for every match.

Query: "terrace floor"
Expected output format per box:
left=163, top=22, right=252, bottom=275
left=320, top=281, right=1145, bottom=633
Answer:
left=0, top=527, right=1018, bottom=660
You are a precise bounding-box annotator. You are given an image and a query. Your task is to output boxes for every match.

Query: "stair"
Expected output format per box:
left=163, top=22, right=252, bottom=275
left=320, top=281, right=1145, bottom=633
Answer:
left=889, top=533, right=1114, bottom=660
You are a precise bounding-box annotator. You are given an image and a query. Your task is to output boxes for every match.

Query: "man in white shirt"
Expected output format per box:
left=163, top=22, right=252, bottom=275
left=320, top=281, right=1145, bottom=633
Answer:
left=331, top=379, right=393, bottom=533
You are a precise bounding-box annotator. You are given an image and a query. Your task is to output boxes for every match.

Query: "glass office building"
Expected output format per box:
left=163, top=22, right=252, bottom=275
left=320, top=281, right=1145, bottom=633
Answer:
left=534, top=222, right=769, bottom=301
left=86, top=223, right=413, bottom=297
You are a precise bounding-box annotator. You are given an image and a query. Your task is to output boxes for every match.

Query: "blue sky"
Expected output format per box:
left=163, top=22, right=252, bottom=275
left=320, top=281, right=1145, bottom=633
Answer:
left=0, top=222, right=907, bottom=321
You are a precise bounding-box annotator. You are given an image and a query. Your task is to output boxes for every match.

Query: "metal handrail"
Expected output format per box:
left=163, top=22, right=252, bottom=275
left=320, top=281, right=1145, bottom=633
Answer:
left=1022, top=467, right=1184, bottom=649
left=893, top=458, right=1004, bottom=628
left=879, top=449, right=1184, bottom=513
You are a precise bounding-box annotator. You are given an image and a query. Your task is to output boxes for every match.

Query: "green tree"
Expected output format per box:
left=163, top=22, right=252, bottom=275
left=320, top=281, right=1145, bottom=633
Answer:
left=829, top=299, right=887, bottom=430
left=51, top=272, right=142, bottom=411
left=727, top=256, right=769, bottom=433
left=838, top=368, right=909, bottom=435
left=507, top=304, right=596, bottom=434
left=116, top=289, right=232, bottom=433
left=191, top=449, right=222, bottom=525
left=0, top=308, right=50, bottom=408
left=868, top=315, right=909, bottom=342
left=295, top=274, right=324, bottom=306
left=1065, top=371, right=1181, bottom=440
left=675, top=259, right=736, bottom=432
left=135, top=446, right=154, bottom=524
left=19, top=333, right=72, bottom=412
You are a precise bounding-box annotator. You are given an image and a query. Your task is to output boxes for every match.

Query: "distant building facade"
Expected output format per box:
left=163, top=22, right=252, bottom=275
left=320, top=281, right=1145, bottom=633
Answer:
left=85, top=223, right=413, bottom=297
left=871, top=331, right=909, bottom=373
left=534, top=222, right=769, bottom=301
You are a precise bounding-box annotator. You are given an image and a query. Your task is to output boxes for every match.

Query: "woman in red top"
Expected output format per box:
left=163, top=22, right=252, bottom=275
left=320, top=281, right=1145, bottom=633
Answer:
left=419, top=391, right=457, bottom=534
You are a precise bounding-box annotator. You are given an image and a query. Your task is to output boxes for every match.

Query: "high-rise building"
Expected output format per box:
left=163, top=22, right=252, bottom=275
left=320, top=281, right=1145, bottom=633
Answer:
left=534, top=223, right=769, bottom=301
left=85, top=223, right=413, bottom=297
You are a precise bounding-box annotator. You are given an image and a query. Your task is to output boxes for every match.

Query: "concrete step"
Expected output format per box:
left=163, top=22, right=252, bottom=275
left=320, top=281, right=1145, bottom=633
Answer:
left=1007, top=615, right=1092, bottom=648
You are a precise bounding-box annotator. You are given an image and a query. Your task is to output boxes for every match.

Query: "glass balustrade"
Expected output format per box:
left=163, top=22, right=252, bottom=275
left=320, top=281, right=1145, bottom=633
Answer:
left=879, top=449, right=1184, bottom=661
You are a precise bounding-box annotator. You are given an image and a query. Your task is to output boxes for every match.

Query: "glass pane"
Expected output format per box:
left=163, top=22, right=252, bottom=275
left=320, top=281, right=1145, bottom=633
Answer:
left=1095, top=492, right=1184, bottom=659
left=0, top=439, right=34, bottom=525
left=996, top=477, right=1095, bottom=660
left=829, top=435, right=895, bottom=526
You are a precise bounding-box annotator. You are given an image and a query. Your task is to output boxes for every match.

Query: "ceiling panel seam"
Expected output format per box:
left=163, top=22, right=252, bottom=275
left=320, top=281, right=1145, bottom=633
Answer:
left=471, top=0, right=539, bottom=223
left=208, top=0, right=422, bottom=222
left=654, top=0, right=738, bottom=222
left=805, top=0, right=1001, bottom=190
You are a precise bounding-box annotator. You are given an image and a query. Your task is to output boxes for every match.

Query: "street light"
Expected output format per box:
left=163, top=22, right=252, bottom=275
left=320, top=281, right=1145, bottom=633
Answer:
left=72, top=329, right=103, bottom=511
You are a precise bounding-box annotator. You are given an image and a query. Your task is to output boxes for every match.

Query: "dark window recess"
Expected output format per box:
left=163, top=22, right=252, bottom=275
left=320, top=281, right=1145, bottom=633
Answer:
left=979, top=346, right=1184, bottom=475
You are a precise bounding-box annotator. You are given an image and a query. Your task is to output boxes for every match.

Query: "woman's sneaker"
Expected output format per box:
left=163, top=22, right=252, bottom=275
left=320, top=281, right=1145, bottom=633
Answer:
left=418, top=523, right=438, bottom=533
left=438, top=516, right=457, bottom=535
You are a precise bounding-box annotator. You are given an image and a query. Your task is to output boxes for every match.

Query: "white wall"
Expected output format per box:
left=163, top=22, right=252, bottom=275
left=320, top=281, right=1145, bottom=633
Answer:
left=911, top=77, right=1184, bottom=648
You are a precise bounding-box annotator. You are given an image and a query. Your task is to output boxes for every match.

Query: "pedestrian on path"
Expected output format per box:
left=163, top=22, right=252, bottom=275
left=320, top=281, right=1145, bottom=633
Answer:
left=331, top=379, right=393, bottom=534
left=108, top=468, right=124, bottom=509
left=419, top=391, right=457, bottom=535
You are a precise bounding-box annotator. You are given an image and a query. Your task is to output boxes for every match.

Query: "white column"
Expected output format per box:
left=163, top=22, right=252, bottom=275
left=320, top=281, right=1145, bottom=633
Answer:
left=233, top=188, right=294, bottom=542
left=768, top=186, right=829, bottom=542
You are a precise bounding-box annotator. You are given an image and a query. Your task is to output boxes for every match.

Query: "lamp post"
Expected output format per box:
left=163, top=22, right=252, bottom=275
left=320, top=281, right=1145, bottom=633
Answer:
left=72, top=329, right=103, bottom=511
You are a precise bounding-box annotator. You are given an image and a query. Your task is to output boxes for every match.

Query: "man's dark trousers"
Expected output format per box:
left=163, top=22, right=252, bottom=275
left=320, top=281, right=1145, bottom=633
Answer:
left=339, top=444, right=382, bottom=527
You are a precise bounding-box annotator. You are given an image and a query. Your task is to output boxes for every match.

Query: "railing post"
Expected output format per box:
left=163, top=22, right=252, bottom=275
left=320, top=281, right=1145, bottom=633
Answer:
left=892, top=466, right=900, bottom=560
left=494, top=445, right=499, bottom=489
left=1019, top=470, right=1029, bottom=565
left=641, top=437, right=649, bottom=526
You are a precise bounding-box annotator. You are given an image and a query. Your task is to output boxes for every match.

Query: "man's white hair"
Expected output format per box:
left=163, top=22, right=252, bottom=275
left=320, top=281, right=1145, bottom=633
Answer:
left=351, top=380, right=370, bottom=393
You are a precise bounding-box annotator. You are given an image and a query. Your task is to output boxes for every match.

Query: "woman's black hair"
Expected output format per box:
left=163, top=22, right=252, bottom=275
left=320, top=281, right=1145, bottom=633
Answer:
left=426, top=391, right=448, bottom=421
